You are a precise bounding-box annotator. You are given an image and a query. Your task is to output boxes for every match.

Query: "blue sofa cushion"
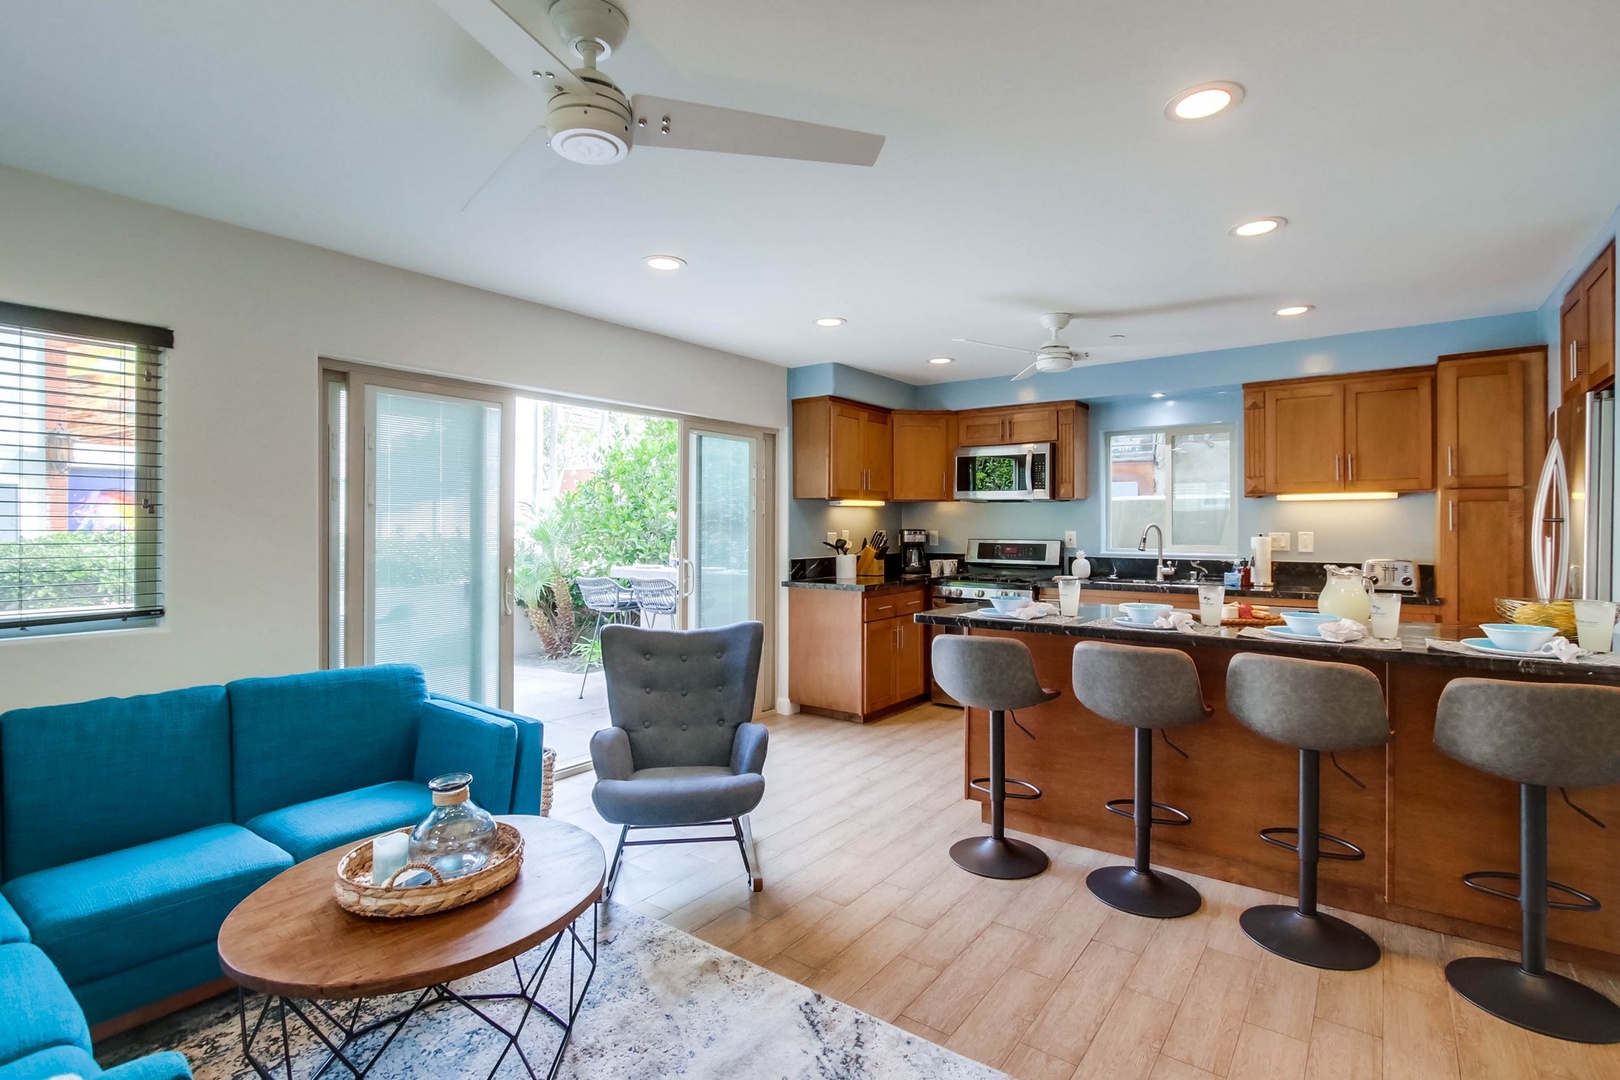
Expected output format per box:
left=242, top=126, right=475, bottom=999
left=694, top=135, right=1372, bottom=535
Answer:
left=0, top=942, right=91, bottom=1065
left=244, top=780, right=434, bottom=863
left=0, top=686, right=231, bottom=880
left=428, top=695, right=541, bottom=814
left=228, top=666, right=427, bottom=823
left=2, top=825, right=290, bottom=988
left=0, top=1045, right=96, bottom=1080
left=414, top=700, right=518, bottom=814
left=0, top=893, right=26, bottom=945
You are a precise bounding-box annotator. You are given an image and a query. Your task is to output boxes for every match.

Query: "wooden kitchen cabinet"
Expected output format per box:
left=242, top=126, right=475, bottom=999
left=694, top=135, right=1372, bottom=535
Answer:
left=890, top=410, right=953, bottom=501
left=1439, top=487, right=1526, bottom=628
left=792, top=396, right=892, bottom=501
left=789, top=586, right=927, bottom=722
left=1246, top=366, right=1435, bottom=495
left=955, top=403, right=1061, bottom=446
left=1560, top=242, right=1615, bottom=397
left=956, top=408, right=1015, bottom=446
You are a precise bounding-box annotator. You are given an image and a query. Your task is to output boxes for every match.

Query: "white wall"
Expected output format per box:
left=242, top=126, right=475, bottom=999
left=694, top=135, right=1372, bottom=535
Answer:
left=0, top=165, right=788, bottom=709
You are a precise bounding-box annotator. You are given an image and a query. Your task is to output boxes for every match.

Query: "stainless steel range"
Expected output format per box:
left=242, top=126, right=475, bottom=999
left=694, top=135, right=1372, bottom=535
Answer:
left=928, top=539, right=1065, bottom=705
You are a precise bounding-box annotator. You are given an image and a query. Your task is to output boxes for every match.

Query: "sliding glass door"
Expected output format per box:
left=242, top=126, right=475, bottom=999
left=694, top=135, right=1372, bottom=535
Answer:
left=325, top=366, right=515, bottom=708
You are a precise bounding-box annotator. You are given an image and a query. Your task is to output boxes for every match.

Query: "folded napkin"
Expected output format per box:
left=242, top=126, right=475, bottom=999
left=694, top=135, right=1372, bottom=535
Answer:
left=1317, top=618, right=1367, bottom=643
left=999, top=601, right=1056, bottom=621
left=1533, top=637, right=1585, bottom=663
left=1153, top=610, right=1198, bottom=631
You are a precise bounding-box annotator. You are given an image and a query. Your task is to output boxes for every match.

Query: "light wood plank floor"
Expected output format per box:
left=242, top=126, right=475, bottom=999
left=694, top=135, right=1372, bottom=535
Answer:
left=551, top=703, right=1620, bottom=1080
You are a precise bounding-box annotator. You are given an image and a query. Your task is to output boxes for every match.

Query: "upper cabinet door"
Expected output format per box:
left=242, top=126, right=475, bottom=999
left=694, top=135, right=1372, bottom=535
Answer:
left=861, top=409, right=893, bottom=499
left=1005, top=406, right=1060, bottom=444
left=1562, top=290, right=1589, bottom=399
left=1585, top=244, right=1615, bottom=389
left=891, top=412, right=952, bottom=501
left=828, top=402, right=867, bottom=499
left=1437, top=357, right=1524, bottom=489
left=1343, top=373, right=1434, bottom=492
left=1264, top=383, right=1345, bottom=492
left=1242, top=389, right=1267, bottom=496
left=956, top=409, right=1008, bottom=446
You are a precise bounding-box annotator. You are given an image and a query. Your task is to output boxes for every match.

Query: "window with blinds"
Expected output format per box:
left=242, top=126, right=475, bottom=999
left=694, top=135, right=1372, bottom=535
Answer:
left=0, top=302, right=169, bottom=632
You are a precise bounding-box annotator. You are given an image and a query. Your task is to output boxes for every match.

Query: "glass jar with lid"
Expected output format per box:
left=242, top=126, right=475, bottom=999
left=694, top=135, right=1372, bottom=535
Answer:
left=408, top=773, right=499, bottom=880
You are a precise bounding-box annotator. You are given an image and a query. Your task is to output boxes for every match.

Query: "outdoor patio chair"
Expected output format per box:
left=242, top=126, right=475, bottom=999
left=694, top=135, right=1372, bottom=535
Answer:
left=590, top=621, right=767, bottom=899
left=630, top=578, right=679, bottom=629
left=576, top=576, right=640, bottom=698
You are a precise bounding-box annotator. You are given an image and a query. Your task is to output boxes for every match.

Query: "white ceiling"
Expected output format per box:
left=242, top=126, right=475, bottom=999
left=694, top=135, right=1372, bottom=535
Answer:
left=2, top=1, right=1619, bottom=385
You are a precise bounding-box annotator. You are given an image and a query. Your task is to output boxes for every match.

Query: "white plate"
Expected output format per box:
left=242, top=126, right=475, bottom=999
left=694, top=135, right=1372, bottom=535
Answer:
left=1264, top=626, right=1338, bottom=643
left=976, top=608, right=1048, bottom=621
left=1113, top=616, right=1179, bottom=630
left=1458, top=636, right=1552, bottom=657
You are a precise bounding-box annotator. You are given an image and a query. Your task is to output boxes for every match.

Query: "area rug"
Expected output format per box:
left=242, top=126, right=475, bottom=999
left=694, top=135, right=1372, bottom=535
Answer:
left=100, top=904, right=1003, bottom=1079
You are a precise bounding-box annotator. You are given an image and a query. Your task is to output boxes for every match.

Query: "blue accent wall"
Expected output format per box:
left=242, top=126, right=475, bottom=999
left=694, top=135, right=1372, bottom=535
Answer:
left=788, top=313, right=1553, bottom=565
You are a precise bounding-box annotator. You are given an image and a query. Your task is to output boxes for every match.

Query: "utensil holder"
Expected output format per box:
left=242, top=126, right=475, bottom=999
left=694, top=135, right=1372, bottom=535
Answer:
left=834, top=553, right=858, bottom=579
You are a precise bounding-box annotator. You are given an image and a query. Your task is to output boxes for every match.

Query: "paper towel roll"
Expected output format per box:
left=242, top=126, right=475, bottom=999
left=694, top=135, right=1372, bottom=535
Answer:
left=1251, top=534, right=1274, bottom=588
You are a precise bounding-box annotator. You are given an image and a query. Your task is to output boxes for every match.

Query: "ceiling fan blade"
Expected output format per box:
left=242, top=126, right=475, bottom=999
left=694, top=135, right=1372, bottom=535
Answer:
left=1010, top=361, right=1041, bottom=382
left=951, top=337, right=1031, bottom=355
left=630, top=95, right=884, bottom=166
left=431, top=0, right=590, bottom=96
left=461, top=123, right=563, bottom=211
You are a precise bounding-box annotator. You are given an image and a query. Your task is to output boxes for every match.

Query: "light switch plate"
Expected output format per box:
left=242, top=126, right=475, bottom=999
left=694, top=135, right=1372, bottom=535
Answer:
left=928, top=531, right=939, bottom=546
left=826, top=532, right=838, bottom=545
left=1064, top=530, right=1078, bottom=546
left=1297, top=531, right=1315, bottom=553
left=1268, top=531, right=1291, bottom=552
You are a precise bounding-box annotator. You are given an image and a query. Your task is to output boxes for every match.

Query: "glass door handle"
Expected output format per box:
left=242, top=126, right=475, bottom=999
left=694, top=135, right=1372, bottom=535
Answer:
left=680, top=558, right=696, bottom=598
left=503, top=567, right=515, bottom=616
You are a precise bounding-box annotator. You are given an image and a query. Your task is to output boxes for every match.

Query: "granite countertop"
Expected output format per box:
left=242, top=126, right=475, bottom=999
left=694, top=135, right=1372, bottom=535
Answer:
left=783, top=575, right=935, bottom=593
left=1058, top=578, right=1445, bottom=607
left=916, top=602, right=1620, bottom=683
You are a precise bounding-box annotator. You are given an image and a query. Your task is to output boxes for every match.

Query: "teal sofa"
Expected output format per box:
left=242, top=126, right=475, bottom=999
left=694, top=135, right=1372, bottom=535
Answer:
left=0, top=664, right=543, bottom=1077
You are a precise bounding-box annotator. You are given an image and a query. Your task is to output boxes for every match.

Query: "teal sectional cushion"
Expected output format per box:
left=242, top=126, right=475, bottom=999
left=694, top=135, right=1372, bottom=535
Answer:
left=228, top=666, right=427, bottom=823
left=1, top=825, right=290, bottom=987
left=0, top=942, right=91, bottom=1065
left=0, top=686, right=231, bottom=880
left=244, top=780, right=434, bottom=863
left=0, top=1045, right=100, bottom=1080
left=0, top=893, right=26, bottom=945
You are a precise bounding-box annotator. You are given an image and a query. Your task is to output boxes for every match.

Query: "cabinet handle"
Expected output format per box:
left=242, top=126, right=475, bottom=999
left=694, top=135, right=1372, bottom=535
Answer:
left=1334, top=454, right=1341, bottom=482
left=1347, top=453, right=1354, bottom=482
left=1447, top=445, right=1454, bottom=477
left=1448, top=499, right=1455, bottom=532
left=1570, top=340, right=1581, bottom=380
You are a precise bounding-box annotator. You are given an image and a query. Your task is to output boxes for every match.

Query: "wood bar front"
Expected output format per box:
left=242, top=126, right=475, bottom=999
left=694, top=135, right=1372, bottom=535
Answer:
left=940, top=619, right=1620, bottom=970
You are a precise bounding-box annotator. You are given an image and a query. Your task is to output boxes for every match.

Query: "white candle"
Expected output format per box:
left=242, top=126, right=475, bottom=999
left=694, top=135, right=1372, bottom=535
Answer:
left=372, top=832, right=409, bottom=886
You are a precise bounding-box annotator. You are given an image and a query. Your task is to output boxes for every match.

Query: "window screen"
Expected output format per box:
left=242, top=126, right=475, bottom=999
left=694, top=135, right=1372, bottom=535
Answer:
left=0, top=302, right=169, bottom=631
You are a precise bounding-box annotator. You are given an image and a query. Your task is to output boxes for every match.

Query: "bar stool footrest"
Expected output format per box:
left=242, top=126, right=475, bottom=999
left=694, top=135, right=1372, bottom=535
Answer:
left=1105, top=798, right=1191, bottom=827
left=1259, top=826, right=1366, bottom=862
left=969, top=776, right=1042, bottom=801
left=1460, top=871, right=1601, bottom=913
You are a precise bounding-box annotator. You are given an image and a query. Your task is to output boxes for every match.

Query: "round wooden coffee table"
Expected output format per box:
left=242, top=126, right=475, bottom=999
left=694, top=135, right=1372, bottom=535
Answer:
left=218, top=815, right=604, bottom=1080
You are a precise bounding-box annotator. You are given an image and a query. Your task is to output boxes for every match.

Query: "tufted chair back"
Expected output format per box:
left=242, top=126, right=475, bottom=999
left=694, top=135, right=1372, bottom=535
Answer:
left=601, top=621, right=764, bottom=769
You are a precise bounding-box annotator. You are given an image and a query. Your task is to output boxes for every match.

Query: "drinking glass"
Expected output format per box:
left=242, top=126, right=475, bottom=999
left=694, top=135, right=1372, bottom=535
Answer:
left=1054, top=575, right=1080, bottom=616
left=1197, top=583, right=1225, bottom=626
left=1368, top=593, right=1402, bottom=639
left=1574, top=599, right=1617, bottom=653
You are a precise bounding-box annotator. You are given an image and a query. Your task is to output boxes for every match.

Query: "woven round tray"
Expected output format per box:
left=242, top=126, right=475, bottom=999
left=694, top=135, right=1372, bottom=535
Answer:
left=1223, top=612, right=1285, bottom=627
left=333, top=822, right=524, bottom=919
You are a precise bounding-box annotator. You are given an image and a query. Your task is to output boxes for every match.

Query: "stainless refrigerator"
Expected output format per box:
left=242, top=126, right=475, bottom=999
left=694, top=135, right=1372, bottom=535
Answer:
left=1540, top=387, right=1617, bottom=600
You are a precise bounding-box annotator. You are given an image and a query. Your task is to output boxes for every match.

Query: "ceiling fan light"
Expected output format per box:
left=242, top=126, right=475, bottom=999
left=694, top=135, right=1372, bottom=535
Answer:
left=1165, top=82, right=1245, bottom=121
left=1231, top=217, right=1286, bottom=237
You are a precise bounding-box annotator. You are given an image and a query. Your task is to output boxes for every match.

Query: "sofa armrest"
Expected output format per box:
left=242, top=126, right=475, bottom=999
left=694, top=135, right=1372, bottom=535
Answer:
left=99, top=1051, right=194, bottom=1080
left=590, top=727, right=635, bottom=782
left=0, top=891, right=28, bottom=945
left=415, top=699, right=518, bottom=814
left=730, top=722, right=769, bottom=776
left=428, top=695, right=545, bottom=816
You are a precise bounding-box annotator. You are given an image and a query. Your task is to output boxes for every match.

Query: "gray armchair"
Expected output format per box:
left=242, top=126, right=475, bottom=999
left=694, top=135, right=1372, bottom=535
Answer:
left=590, top=620, right=768, bottom=898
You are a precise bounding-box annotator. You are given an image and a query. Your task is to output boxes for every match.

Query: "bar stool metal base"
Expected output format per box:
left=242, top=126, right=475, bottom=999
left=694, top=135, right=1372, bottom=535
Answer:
left=1446, top=957, right=1620, bottom=1045
left=1240, top=906, right=1381, bottom=971
left=1086, top=865, right=1201, bottom=919
left=950, top=835, right=1049, bottom=880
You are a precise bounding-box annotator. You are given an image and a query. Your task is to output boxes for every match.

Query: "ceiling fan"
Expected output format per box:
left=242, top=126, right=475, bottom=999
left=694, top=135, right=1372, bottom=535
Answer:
left=954, top=313, right=1138, bottom=382
left=431, top=0, right=885, bottom=171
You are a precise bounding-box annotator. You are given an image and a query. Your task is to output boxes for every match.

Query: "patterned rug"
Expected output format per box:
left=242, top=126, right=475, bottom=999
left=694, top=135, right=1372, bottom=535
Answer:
left=99, top=904, right=1002, bottom=1079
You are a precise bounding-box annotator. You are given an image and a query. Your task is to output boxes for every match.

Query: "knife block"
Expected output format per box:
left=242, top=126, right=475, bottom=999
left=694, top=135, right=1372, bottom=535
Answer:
left=856, top=546, right=883, bottom=577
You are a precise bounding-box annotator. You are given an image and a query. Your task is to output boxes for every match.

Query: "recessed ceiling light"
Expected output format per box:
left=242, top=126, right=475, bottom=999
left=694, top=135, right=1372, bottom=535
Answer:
left=1108, top=334, right=1127, bottom=341
left=1231, top=217, right=1286, bottom=237
left=929, top=356, right=953, bottom=365
left=1151, top=392, right=1165, bottom=399
left=643, top=255, right=685, bottom=271
left=815, top=317, right=846, bottom=327
left=1165, top=81, right=1245, bottom=121
left=1275, top=305, right=1314, bottom=317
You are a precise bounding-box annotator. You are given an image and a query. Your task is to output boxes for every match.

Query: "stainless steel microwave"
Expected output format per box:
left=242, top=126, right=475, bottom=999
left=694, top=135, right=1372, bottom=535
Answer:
left=953, top=443, right=1055, bottom=501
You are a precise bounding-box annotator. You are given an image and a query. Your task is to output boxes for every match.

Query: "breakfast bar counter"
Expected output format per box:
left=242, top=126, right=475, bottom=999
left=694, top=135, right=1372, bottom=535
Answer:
left=916, top=603, right=1620, bottom=968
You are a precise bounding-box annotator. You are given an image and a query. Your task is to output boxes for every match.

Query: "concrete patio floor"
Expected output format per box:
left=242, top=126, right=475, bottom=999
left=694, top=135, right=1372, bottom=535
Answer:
left=514, top=653, right=609, bottom=771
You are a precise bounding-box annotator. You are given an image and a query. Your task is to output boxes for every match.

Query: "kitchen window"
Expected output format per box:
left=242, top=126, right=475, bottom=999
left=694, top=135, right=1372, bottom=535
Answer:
left=0, top=302, right=169, bottom=634
left=1104, top=425, right=1236, bottom=555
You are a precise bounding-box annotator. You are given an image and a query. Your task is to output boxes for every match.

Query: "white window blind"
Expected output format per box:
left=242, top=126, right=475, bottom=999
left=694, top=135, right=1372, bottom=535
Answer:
left=0, top=302, right=168, bottom=631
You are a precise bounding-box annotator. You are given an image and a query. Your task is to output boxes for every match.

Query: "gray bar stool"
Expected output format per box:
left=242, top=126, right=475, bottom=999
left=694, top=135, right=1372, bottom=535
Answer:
left=1227, top=653, right=1390, bottom=970
left=932, top=635, right=1060, bottom=879
left=1434, top=679, right=1620, bottom=1044
left=1072, top=641, right=1212, bottom=918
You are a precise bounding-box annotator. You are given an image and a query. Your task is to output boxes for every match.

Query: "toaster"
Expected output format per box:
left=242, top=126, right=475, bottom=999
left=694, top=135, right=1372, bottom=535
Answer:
left=1362, top=559, right=1419, bottom=594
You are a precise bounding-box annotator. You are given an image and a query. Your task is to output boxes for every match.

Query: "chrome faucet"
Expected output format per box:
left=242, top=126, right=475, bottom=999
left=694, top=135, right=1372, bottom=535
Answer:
left=1138, top=524, right=1174, bottom=581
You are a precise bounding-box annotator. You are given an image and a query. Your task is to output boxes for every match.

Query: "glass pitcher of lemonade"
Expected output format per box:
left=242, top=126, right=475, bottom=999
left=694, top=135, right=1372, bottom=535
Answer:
left=1318, top=565, right=1372, bottom=623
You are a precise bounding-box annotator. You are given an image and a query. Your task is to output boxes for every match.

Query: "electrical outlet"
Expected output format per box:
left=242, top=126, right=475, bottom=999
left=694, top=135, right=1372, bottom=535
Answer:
left=826, top=532, right=838, bottom=545
left=1268, top=531, right=1291, bottom=552
left=928, top=530, right=939, bottom=546
left=1297, top=531, right=1315, bottom=553
left=1064, top=530, right=1078, bottom=546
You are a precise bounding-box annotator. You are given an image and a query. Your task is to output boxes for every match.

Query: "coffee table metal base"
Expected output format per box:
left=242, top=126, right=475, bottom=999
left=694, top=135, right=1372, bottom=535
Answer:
left=237, top=907, right=596, bottom=1080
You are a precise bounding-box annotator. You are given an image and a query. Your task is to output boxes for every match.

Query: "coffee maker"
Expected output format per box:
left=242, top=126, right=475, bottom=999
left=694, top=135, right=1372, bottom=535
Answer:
left=900, top=529, right=929, bottom=574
